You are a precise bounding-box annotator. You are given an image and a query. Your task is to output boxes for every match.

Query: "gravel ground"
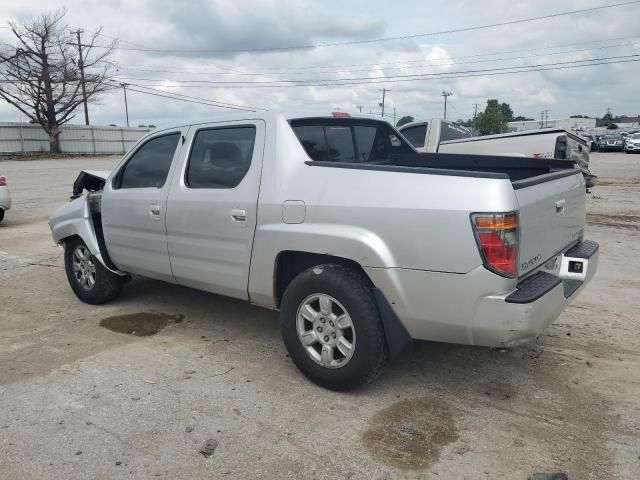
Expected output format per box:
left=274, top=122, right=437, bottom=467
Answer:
left=0, top=153, right=638, bottom=479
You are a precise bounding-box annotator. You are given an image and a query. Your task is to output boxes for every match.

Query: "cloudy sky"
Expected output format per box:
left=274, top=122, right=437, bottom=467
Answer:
left=1, top=0, right=639, bottom=127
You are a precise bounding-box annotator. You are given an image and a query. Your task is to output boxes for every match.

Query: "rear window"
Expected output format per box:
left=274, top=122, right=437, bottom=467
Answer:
left=292, top=121, right=409, bottom=164
left=400, top=124, right=427, bottom=148
left=293, top=125, right=327, bottom=162
left=440, top=122, right=472, bottom=142
left=325, top=126, right=356, bottom=162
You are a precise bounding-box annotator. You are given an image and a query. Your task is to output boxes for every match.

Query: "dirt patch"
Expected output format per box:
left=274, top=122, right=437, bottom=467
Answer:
left=99, top=312, right=184, bottom=336
left=363, top=397, right=458, bottom=470
left=586, top=213, right=640, bottom=230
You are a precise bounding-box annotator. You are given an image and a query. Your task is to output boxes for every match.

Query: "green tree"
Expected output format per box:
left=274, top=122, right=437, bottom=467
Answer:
left=500, top=103, right=514, bottom=122
left=476, top=99, right=508, bottom=135
left=396, top=115, right=414, bottom=127
left=602, top=111, right=614, bottom=125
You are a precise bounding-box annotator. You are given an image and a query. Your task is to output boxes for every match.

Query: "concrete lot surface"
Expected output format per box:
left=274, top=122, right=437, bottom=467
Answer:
left=0, top=153, right=638, bottom=479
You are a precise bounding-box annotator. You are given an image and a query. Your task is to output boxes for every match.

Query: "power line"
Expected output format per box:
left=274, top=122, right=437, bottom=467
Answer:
left=112, top=56, right=640, bottom=89
left=119, top=84, right=264, bottom=111
left=125, top=83, right=268, bottom=111
left=109, top=38, right=640, bottom=78
left=112, top=54, right=640, bottom=87
left=99, top=1, right=640, bottom=55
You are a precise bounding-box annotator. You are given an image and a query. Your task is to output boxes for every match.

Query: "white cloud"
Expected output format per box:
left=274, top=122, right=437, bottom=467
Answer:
left=1, top=0, right=639, bottom=125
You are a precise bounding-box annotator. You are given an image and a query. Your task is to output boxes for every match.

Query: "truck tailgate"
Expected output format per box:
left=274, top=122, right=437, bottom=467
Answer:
left=514, top=170, right=585, bottom=276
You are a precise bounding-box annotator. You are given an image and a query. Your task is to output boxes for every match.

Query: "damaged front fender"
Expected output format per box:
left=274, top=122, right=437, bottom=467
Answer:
left=48, top=195, right=125, bottom=276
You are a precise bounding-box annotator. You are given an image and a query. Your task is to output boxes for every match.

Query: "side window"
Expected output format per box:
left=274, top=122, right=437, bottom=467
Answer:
left=400, top=125, right=427, bottom=148
left=293, top=126, right=327, bottom=162
left=116, top=133, right=180, bottom=189
left=354, top=126, right=389, bottom=163
left=325, top=126, right=356, bottom=162
left=186, top=126, right=256, bottom=188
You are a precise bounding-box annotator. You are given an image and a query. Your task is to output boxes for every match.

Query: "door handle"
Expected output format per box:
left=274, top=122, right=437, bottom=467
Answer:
left=555, top=199, right=566, bottom=214
left=149, top=205, right=161, bottom=220
left=230, top=208, right=247, bottom=222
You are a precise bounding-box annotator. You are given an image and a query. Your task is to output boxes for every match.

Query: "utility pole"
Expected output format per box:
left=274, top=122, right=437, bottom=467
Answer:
left=71, top=29, right=89, bottom=125
left=393, top=107, right=396, bottom=126
left=472, top=103, right=480, bottom=132
left=380, top=89, right=390, bottom=117
left=120, top=83, right=130, bottom=127
left=441, top=91, right=453, bottom=120
left=540, top=111, right=545, bottom=129
left=356, top=105, right=363, bottom=113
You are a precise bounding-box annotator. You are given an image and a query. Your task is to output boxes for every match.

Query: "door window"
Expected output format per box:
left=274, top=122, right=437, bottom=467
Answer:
left=115, top=133, right=180, bottom=189
left=186, top=126, right=256, bottom=188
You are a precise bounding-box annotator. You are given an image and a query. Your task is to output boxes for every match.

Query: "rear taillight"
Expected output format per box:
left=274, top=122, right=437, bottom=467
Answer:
left=0, top=176, right=6, bottom=186
left=471, top=212, right=519, bottom=278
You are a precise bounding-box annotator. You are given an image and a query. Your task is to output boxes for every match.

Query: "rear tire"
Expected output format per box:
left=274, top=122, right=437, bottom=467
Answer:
left=64, top=237, right=123, bottom=304
left=280, top=264, right=388, bottom=391
left=0, top=209, right=4, bottom=223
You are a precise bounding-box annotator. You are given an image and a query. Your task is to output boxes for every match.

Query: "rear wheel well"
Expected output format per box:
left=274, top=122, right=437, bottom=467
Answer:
left=274, top=251, right=372, bottom=307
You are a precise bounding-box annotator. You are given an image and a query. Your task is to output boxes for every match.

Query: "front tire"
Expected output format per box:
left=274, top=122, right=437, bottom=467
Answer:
left=280, top=265, right=388, bottom=391
left=64, top=237, right=123, bottom=304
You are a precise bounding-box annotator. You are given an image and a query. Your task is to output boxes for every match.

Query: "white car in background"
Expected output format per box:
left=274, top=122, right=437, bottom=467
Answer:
left=0, top=174, right=11, bottom=223
left=625, top=133, right=640, bottom=153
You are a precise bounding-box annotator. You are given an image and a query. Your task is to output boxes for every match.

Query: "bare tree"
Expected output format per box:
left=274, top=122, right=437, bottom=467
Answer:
left=0, top=9, right=117, bottom=152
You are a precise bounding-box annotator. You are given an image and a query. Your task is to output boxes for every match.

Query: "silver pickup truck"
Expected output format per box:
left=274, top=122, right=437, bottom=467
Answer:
left=49, top=113, right=599, bottom=390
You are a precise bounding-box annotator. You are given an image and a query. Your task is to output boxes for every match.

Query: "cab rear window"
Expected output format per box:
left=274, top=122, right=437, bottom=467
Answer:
left=292, top=121, right=410, bottom=164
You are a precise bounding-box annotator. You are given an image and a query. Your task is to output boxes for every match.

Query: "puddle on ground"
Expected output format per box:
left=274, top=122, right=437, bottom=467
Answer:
left=363, top=397, right=458, bottom=470
left=99, top=312, right=184, bottom=336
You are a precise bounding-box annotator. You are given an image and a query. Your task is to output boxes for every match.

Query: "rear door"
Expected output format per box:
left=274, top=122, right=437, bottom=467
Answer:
left=514, top=170, right=586, bottom=276
left=102, top=129, right=186, bottom=282
left=165, top=120, right=265, bottom=300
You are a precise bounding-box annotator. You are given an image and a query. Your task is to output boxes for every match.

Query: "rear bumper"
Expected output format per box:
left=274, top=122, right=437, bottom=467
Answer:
left=365, top=239, right=599, bottom=348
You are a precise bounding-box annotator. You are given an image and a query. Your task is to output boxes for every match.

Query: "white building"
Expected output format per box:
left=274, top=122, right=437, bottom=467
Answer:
left=508, top=117, right=597, bottom=133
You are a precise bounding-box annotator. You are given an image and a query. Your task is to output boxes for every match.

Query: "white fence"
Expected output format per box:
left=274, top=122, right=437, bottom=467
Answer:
left=0, top=123, right=151, bottom=154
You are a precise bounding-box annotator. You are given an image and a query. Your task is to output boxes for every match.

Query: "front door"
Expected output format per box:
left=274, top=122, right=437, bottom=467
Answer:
left=166, top=120, right=265, bottom=299
left=101, top=129, right=185, bottom=282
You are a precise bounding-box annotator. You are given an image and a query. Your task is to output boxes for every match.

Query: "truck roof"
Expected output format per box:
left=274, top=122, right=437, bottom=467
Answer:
left=149, top=111, right=393, bottom=132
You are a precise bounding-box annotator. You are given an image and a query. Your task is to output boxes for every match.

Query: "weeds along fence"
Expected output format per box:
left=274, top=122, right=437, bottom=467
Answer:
left=0, top=123, right=151, bottom=154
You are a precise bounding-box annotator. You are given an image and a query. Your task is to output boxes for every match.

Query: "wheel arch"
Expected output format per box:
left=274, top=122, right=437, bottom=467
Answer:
left=273, top=251, right=373, bottom=308
left=273, top=250, right=412, bottom=358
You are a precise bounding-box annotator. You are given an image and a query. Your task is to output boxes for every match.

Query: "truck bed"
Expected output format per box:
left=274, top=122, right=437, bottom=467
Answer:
left=309, top=152, right=578, bottom=185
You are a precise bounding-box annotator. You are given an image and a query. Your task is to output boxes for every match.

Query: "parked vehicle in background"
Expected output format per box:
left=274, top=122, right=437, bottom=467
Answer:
left=625, top=133, right=640, bottom=153
left=584, top=134, right=598, bottom=152
left=597, top=133, right=624, bottom=151
left=48, top=113, right=598, bottom=390
left=0, top=174, right=11, bottom=223
left=398, top=118, right=596, bottom=188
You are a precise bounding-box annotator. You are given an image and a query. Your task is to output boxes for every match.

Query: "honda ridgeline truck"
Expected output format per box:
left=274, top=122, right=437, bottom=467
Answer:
left=49, top=113, right=599, bottom=390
